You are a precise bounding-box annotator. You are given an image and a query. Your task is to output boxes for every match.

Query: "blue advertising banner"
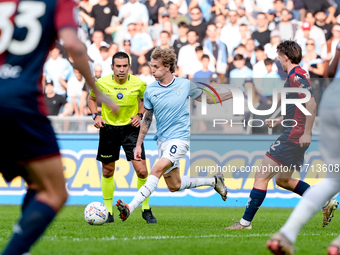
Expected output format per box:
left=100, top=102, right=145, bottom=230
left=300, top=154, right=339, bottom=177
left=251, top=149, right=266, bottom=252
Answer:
left=0, top=134, right=336, bottom=207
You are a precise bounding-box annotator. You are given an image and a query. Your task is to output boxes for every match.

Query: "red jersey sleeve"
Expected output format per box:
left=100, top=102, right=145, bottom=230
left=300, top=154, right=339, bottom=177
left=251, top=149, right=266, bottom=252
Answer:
left=288, top=70, right=313, bottom=99
left=55, top=0, right=78, bottom=31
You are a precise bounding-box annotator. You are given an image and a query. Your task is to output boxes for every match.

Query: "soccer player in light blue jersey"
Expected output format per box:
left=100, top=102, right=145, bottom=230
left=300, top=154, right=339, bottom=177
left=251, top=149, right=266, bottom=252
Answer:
left=116, top=47, right=233, bottom=221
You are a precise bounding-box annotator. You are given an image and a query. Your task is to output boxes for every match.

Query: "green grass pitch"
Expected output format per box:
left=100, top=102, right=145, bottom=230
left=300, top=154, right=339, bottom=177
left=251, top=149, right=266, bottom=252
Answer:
left=0, top=205, right=338, bottom=255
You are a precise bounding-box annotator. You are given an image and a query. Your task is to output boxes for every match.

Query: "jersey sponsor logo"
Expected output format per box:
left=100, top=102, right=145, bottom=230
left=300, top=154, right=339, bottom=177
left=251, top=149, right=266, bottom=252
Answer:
left=0, top=64, right=22, bottom=79
left=114, top=87, right=127, bottom=90
left=117, top=93, right=124, bottom=99
left=153, top=94, right=160, bottom=97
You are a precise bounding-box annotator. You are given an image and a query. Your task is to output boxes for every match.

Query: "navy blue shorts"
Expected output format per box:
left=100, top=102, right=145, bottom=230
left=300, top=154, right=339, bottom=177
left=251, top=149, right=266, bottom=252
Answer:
left=265, top=136, right=309, bottom=171
left=0, top=109, right=60, bottom=182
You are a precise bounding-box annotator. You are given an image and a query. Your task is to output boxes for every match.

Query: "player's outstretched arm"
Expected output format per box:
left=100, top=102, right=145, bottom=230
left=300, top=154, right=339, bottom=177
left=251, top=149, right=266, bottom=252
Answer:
left=134, top=109, right=154, bottom=160
left=58, top=28, right=118, bottom=113
left=299, top=97, right=317, bottom=147
left=328, top=43, right=340, bottom=78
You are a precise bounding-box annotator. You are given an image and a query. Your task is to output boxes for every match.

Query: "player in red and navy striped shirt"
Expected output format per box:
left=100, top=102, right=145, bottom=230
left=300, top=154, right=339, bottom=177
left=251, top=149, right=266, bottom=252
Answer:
left=0, top=1, right=117, bottom=254
left=227, top=40, right=336, bottom=231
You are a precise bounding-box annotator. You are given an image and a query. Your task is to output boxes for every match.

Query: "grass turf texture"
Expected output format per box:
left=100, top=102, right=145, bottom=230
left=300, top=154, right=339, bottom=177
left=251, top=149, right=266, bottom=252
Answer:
left=0, top=206, right=339, bottom=255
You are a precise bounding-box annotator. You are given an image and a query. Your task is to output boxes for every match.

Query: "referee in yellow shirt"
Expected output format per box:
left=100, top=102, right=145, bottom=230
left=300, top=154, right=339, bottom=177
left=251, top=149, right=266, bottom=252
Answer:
left=88, top=52, right=157, bottom=223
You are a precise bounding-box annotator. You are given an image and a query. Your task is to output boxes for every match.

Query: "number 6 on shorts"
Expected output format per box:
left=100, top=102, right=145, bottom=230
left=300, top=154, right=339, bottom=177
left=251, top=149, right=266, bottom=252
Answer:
left=170, top=145, right=177, bottom=154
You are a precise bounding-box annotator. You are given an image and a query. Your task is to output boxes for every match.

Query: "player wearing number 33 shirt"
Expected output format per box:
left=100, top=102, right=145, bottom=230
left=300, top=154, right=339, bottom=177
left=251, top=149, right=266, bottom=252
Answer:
left=115, top=47, right=233, bottom=222
left=0, top=0, right=118, bottom=254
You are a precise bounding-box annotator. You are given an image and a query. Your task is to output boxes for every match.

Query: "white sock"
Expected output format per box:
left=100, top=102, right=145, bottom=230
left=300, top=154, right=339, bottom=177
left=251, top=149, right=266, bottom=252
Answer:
left=129, top=175, right=159, bottom=214
left=240, top=218, right=251, bottom=226
left=281, top=178, right=340, bottom=243
left=178, top=176, right=215, bottom=191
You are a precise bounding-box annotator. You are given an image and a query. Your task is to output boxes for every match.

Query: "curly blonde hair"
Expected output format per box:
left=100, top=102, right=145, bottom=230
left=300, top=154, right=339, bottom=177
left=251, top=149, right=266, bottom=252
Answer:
left=150, top=47, right=177, bottom=73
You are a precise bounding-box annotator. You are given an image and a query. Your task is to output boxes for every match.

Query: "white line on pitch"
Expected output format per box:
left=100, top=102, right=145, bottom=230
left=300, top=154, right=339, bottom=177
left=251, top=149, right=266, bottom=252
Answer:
left=33, top=233, right=340, bottom=242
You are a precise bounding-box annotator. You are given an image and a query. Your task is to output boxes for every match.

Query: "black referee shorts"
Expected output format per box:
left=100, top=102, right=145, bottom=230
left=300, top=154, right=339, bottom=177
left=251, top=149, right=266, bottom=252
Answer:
left=97, top=124, right=145, bottom=164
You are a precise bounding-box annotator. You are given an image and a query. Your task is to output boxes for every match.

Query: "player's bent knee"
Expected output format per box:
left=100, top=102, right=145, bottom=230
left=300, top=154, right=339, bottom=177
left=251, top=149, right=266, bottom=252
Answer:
left=254, top=178, right=270, bottom=189
left=275, top=178, right=291, bottom=188
left=168, top=183, right=181, bottom=192
left=136, top=170, right=148, bottom=179
left=102, top=165, right=114, bottom=178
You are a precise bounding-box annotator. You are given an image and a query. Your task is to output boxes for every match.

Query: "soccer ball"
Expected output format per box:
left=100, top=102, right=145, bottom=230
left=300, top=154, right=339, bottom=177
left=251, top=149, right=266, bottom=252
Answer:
left=84, top=202, right=108, bottom=225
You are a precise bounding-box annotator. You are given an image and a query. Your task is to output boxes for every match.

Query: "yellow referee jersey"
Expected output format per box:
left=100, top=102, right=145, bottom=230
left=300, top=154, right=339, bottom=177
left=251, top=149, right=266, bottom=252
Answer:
left=90, top=74, right=146, bottom=126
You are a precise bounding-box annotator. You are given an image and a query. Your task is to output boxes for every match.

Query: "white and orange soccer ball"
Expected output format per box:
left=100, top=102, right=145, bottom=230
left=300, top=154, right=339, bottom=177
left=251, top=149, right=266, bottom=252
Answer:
left=84, top=202, right=108, bottom=225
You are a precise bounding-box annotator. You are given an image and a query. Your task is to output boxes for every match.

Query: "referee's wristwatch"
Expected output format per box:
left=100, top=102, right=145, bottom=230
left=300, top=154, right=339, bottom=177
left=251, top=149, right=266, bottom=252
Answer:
left=92, top=113, right=100, bottom=120
left=137, top=113, right=143, bottom=120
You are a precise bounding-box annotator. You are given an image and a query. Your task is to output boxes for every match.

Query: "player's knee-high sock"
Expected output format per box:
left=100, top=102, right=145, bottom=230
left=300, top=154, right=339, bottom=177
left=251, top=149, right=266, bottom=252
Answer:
left=241, top=188, right=267, bottom=226
left=129, top=175, right=159, bottom=214
left=2, top=199, right=56, bottom=255
left=280, top=178, right=340, bottom=243
left=22, top=189, right=37, bottom=213
left=178, top=175, right=215, bottom=191
left=293, top=180, right=310, bottom=196
left=101, top=175, right=115, bottom=214
left=137, top=176, right=150, bottom=211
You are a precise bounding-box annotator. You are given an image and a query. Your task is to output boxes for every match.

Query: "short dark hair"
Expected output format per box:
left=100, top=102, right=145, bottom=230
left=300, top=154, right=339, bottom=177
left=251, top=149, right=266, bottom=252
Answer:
left=195, top=45, right=203, bottom=52
left=256, top=12, right=266, bottom=18
left=305, top=10, right=316, bottom=17
left=160, top=30, right=170, bottom=37
left=333, top=23, right=340, bottom=29
left=281, top=8, right=291, bottom=15
left=201, top=54, right=210, bottom=60
left=112, top=52, right=130, bottom=65
left=234, top=54, right=244, bottom=61
left=236, top=44, right=246, bottom=50
left=188, top=29, right=198, bottom=36
left=190, top=6, right=201, bottom=13
left=178, top=22, right=188, bottom=28
left=315, top=10, right=326, bottom=15
left=264, top=58, right=274, bottom=66
left=255, top=46, right=265, bottom=52
left=276, top=40, right=302, bottom=64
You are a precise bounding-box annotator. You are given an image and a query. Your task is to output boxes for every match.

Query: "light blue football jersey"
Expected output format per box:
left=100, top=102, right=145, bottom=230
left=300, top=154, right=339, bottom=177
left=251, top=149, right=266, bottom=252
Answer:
left=144, top=77, right=202, bottom=142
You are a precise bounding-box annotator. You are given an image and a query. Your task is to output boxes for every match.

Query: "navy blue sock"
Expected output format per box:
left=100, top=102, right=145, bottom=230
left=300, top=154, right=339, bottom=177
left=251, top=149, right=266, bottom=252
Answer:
left=2, top=199, right=56, bottom=255
left=22, top=189, right=38, bottom=213
left=293, top=180, right=310, bottom=196
left=242, top=188, right=267, bottom=222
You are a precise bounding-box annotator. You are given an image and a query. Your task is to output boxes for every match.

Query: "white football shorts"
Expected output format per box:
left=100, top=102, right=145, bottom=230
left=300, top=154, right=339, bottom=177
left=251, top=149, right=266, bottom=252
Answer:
left=157, top=139, right=189, bottom=175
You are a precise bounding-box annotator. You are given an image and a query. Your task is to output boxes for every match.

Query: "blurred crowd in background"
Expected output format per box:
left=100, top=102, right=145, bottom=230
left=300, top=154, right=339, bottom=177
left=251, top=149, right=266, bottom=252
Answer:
left=44, top=0, right=340, bottom=127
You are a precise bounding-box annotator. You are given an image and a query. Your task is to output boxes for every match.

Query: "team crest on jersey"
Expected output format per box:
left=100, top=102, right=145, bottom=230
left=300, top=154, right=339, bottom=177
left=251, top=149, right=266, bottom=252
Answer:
left=303, top=72, right=310, bottom=79
left=117, top=93, right=123, bottom=99
left=173, top=88, right=181, bottom=95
